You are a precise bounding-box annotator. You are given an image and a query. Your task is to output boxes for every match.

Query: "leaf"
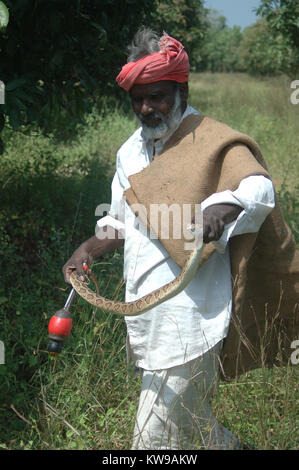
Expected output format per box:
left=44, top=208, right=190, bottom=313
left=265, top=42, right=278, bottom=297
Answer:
left=90, top=22, right=107, bottom=39
left=13, top=89, right=36, bottom=104
left=36, top=279, right=50, bottom=286
left=10, top=94, right=26, bottom=111
left=6, top=78, right=27, bottom=92
left=0, top=113, right=4, bottom=131
left=0, top=366, right=7, bottom=375
left=7, top=108, right=21, bottom=130
left=29, top=356, right=38, bottom=367
left=0, top=1, right=9, bottom=31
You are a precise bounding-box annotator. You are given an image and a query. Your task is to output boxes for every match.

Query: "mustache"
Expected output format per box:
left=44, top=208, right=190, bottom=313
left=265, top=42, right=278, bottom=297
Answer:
left=137, top=112, right=164, bottom=125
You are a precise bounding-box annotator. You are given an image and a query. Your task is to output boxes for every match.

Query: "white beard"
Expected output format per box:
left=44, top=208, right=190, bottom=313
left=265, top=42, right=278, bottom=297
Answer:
left=137, top=88, right=183, bottom=141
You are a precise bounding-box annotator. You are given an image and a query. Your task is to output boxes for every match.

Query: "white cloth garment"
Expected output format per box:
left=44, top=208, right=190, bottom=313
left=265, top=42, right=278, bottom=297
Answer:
left=97, top=106, right=275, bottom=371
left=131, top=341, right=241, bottom=450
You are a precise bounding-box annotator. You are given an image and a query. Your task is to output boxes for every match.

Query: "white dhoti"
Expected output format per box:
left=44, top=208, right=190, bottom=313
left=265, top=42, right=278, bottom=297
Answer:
left=131, top=342, right=240, bottom=450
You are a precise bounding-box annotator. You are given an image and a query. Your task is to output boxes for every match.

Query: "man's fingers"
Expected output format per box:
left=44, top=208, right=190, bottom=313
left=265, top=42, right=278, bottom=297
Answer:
left=62, top=264, right=74, bottom=284
left=62, top=244, right=94, bottom=284
left=62, top=261, right=87, bottom=283
left=203, top=217, right=225, bottom=242
left=211, top=218, right=224, bottom=241
left=71, top=260, right=89, bottom=282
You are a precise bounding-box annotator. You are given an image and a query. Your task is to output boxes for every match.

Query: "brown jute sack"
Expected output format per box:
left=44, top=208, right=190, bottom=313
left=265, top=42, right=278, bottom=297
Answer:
left=124, top=114, right=299, bottom=380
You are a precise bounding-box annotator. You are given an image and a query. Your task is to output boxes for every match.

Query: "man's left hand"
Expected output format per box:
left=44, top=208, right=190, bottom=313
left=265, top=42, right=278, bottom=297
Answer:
left=202, top=203, right=243, bottom=243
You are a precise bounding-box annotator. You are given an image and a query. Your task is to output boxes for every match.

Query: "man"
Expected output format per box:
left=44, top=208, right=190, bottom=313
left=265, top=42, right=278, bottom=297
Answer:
left=63, top=28, right=297, bottom=450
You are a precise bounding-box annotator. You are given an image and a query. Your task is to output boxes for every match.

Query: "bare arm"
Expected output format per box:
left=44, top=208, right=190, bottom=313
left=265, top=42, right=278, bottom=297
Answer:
left=62, top=226, right=124, bottom=283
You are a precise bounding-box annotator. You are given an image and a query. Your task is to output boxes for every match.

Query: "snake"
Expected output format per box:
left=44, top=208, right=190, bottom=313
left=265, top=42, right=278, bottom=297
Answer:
left=70, top=224, right=203, bottom=317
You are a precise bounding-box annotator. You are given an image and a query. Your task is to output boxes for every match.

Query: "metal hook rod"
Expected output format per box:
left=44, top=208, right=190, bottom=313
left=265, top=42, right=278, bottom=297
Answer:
left=63, top=263, right=88, bottom=311
left=64, top=288, right=77, bottom=311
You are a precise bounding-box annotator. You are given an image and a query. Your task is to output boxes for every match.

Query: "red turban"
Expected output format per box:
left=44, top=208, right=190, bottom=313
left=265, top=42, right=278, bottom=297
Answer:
left=116, top=33, right=190, bottom=91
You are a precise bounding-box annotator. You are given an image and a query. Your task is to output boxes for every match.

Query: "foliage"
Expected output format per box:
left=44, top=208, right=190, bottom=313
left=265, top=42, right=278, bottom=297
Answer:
left=0, top=0, right=154, bottom=150
left=197, top=10, right=243, bottom=72
left=2, top=0, right=298, bottom=155
left=0, top=0, right=298, bottom=152
left=0, top=0, right=209, bottom=154
left=238, top=19, right=289, bottom=76
left=150, top=0, right=207, bottom=69
left=0, top=1, right=9, bottom=31
left=0, top=105, right=136, bottom=446
left=198, top=1, right=299, bottom=77
left=277, top=184, right=299, bottom=244
left=256, top=0, right=299, bottom=51
left=255, top=0, right=299, bottom=77
left=213, top=365, right=299, bottom=450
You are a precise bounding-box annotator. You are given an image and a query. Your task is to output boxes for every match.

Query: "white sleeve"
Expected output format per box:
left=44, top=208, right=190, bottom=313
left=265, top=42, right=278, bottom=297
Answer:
left=201, top=175, right=275, bottom=253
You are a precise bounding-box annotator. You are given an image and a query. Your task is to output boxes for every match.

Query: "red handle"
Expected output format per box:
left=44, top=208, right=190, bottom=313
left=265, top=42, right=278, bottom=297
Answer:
left=48, top=308, right=73, bottom=356
left=48, top=314, right=72, bottom=337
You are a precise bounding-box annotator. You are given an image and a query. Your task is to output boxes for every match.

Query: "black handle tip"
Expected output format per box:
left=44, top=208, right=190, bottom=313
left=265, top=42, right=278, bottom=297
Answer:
left=48, top=339, right=63, bottom=355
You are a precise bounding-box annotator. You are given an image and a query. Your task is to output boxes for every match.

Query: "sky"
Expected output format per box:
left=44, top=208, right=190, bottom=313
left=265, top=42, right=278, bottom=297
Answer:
left=203, top=0, right=262, bottom=30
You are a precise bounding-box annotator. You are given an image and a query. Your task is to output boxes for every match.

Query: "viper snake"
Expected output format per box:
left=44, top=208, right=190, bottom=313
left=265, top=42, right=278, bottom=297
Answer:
left=70, top=224, right=203, bottom=316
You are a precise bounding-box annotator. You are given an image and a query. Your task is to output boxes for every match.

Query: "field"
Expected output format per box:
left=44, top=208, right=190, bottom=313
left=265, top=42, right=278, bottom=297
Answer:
left=0, top=73, right=298, bottom=450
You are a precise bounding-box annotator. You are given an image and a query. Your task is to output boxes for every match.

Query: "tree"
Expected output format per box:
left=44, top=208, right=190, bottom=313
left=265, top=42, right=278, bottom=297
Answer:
left=255, top=0, right=299, bottom=76
left=0, top=0, right=210, bottom=153
left=0, top=0, right=155, bottom=147
left=197, top=10, right=243, bottom=73
left=238, top=19, right=288, bottom=75
left=150, top=0, right=207, bottom=70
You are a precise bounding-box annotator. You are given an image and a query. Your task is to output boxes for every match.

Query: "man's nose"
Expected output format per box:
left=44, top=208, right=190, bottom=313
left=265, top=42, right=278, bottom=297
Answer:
left=141, top=99, right=154, bottom=115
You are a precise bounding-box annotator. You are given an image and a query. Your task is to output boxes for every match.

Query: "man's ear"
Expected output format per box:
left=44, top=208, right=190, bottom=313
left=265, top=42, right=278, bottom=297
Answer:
left=179, top=82, right=189, bottom=104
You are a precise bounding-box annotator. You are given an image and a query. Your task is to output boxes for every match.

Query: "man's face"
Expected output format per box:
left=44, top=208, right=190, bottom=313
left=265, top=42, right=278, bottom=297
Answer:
left=130, top=81, right=185, bottom=139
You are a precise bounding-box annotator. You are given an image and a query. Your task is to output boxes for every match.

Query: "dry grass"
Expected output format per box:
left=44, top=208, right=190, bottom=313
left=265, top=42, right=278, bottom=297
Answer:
left=189, top=72, right=299, bottom=190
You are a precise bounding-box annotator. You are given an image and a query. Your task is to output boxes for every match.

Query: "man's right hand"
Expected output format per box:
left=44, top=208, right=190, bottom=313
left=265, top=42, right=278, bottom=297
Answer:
left=62, top=228, right=124, bottom=284
left=62, top=242, right=93, bottom=284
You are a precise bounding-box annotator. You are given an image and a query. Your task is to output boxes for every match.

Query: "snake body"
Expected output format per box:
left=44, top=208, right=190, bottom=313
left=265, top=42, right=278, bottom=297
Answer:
left=70, top=228, right=203, bottom=316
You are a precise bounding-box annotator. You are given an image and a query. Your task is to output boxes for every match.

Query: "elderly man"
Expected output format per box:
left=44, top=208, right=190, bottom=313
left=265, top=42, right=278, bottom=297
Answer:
left=63, top=28, right=298, bottom=450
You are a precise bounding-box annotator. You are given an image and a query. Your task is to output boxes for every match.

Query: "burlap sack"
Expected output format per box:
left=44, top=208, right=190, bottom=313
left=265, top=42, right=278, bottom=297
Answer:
left=124, top=115, right=299, bottom=380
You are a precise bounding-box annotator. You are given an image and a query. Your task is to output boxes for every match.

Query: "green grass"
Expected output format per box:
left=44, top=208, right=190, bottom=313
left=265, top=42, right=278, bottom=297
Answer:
left=0, top=73, right=298, bottom=450
left=189, top=73, right=299, bottom=191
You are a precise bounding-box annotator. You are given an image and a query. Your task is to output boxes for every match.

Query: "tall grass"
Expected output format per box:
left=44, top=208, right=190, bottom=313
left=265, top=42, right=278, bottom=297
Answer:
left=0, top=73, right=298, bottom=450
left=189, top=73, right=299, bottom=191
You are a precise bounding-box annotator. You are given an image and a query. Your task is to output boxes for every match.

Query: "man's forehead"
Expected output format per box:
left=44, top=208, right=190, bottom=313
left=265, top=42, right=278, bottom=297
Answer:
left=130, top=81, right=176, bottom=96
